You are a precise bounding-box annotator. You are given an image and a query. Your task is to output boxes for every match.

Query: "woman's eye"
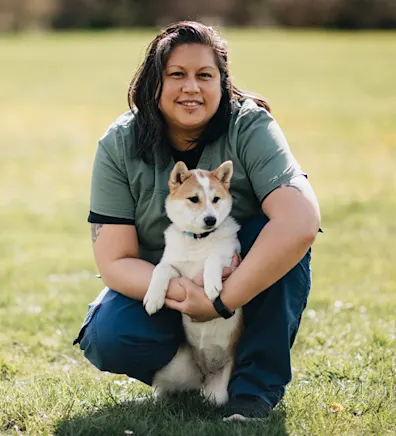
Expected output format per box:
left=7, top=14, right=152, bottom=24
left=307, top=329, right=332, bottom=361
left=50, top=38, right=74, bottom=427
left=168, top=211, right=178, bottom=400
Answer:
left=188, top=196, right=199, bottom=204
left=199, top=73, right=212, bottom=78
left=213, top=196, right=220, bottom=204
left=170, top=72, right=183, bottom=77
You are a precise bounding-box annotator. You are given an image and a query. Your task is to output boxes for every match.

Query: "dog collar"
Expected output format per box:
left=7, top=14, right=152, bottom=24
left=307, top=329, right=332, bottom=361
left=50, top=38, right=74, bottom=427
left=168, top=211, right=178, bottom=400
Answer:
left=184, top=229, right=216, bottom=239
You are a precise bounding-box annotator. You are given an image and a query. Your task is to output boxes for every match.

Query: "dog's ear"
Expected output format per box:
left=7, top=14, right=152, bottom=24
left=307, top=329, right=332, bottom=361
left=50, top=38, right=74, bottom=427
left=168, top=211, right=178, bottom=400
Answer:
left=169, top=161, right=190, bottom=189
left=213, top=161, right=233, bottom=189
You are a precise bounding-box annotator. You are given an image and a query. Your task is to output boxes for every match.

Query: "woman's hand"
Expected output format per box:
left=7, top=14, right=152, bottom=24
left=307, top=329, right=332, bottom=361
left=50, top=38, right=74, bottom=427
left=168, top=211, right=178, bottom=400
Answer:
left=191, top=252, right=241, bottom=287
left=164, top=253, right=240, bottom=321
left=166, top=276, right=186, bottom=302
left=164, top=277, right=219, bottom=322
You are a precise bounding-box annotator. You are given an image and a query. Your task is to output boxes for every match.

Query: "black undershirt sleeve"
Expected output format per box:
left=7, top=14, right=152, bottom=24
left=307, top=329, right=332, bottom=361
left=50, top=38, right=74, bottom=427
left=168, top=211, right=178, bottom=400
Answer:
left=88, top=211, right=135, bottom=225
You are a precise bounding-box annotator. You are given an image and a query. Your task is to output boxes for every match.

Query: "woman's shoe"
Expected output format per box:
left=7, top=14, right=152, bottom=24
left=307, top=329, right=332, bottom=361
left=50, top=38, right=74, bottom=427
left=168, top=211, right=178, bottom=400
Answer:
left=222, top=395, right=272, bottom=422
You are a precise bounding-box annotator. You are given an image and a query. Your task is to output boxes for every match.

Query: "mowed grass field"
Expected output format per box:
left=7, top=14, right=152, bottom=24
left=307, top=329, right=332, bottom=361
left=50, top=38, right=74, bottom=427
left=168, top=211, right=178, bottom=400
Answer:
left=0, top=29, right=395, bottom=435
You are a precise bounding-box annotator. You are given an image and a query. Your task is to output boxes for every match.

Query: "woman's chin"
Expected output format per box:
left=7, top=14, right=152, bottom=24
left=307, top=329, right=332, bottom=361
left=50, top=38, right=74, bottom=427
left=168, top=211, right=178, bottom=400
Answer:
left=176, top=117, right=207, bottom=131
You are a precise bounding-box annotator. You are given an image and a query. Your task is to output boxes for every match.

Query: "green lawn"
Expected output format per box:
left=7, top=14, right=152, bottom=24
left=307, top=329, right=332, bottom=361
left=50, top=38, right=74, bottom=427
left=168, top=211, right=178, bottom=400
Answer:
left=0, top=29, right=395, bottom=435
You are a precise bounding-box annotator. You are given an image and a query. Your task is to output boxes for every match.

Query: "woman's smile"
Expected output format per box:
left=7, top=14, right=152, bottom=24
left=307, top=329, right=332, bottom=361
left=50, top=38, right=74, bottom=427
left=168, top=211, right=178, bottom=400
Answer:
left=178, top=101, right=203, bottom=109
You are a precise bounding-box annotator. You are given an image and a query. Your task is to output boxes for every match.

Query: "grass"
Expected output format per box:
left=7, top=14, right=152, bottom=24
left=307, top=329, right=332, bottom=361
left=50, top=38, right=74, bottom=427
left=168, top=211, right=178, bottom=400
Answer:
left=0, top=29, right=395, bottom=435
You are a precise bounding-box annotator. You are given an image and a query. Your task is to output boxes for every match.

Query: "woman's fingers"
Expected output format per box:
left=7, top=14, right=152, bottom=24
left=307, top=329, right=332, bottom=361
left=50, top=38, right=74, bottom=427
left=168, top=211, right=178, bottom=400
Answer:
left=194, top=252, right=241, bottom=286
left=192, top=273, right=204, bottom=287
left=164, top=297, right=184, bottom=312
left=221, top=266, right=233, bottom=279
left=221, top=252, right=241, bottom=280
left=231, top=252, right=241, bottom=269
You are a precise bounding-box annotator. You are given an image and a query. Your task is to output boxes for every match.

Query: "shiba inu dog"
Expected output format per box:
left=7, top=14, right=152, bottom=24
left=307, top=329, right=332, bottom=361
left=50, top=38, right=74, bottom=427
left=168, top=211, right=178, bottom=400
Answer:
left=143, top=160, right=243, bottom=405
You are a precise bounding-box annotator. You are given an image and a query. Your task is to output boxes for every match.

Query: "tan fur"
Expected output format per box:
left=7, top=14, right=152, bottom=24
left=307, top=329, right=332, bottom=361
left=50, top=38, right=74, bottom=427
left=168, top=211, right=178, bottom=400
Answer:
left=213, top=161, right=233, bottom=189
left=169, top=173, right=202, bottom=199
left=208, top=175, right=229, bottom=197
left=168, top=161, right=232, bottom=204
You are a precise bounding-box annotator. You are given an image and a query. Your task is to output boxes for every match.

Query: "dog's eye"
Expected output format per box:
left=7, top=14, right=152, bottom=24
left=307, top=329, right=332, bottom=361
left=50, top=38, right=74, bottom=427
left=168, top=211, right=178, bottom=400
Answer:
left=188, top=196, right=199, bottom=204
left=213, top=196, right=220, bottom=204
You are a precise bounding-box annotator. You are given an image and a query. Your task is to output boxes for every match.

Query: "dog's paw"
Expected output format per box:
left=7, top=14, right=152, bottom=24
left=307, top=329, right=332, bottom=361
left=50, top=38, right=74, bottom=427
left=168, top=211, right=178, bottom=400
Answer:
left=143, top=287, right=166, bottom=315
left=202, top=374, right=229, bottom=405
left=204, top=279, right=222, bottom=302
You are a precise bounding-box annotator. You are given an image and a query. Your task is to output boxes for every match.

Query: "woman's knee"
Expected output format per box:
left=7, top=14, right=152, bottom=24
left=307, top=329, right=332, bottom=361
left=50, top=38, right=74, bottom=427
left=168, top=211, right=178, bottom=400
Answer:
left=81, top=319, right=179, bottom=378
left=79, top=315, right=108, bottom=372
left=79, top=292, right=184, bottom=380
left=242, top=248, right=311, bottom=331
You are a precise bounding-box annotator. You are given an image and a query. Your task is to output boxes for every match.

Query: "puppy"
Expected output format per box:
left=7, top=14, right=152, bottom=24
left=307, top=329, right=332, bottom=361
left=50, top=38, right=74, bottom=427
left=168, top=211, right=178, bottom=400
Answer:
left=143, top=160, right=243, bottom=405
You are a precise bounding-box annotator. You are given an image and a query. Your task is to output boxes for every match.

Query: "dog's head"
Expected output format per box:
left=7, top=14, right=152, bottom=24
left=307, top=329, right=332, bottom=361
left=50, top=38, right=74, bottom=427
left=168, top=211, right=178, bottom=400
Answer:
left=165, top=161, right=233, bottom=234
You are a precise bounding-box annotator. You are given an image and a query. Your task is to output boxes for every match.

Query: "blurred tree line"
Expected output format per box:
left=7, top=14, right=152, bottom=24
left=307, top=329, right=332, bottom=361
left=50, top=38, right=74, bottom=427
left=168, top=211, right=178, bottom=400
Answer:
left=0, top=0, right=395, bottom=31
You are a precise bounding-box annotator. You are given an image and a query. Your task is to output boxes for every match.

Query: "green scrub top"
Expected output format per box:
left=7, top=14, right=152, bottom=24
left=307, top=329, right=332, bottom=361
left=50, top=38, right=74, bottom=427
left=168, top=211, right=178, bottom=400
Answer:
left=90, top=98, right=304, bottom=265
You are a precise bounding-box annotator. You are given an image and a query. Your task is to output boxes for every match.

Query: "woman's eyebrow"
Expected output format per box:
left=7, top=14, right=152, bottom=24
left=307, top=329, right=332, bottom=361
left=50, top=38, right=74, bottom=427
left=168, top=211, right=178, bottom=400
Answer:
left=166, top=65, right=185, bottom=70
left=198, top=66, right=217, bottom=71
left=166, top=65, right=217, bottom=70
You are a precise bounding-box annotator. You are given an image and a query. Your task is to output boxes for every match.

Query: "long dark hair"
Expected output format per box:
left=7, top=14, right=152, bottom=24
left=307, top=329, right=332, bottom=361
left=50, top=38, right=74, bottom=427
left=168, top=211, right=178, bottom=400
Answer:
left=128, top=21, right=270, bottom=166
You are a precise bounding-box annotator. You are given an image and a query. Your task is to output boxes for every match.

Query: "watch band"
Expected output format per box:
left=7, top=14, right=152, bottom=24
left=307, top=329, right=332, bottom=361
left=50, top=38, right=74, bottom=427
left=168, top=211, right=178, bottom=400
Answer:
left=213, top=295, right=235, bottom=319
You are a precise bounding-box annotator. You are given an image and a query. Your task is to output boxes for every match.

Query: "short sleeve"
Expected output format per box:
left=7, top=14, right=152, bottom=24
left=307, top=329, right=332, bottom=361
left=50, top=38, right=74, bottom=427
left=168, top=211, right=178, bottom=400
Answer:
left=235, top=102, right=303, bottom=203
left=90, top=124, right=135, bottom=220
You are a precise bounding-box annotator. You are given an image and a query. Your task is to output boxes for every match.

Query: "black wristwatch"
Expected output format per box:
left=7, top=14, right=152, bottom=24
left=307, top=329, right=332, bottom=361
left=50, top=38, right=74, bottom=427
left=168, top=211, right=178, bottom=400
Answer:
left=213, top=295, right=235, bottom=319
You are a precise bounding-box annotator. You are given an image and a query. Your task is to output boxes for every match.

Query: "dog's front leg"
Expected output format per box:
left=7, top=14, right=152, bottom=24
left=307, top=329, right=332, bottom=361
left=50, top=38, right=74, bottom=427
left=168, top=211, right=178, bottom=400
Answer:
left=203, top=253, right=224, bottom=302
left=202, top=360, right=233, bottom=405
left=143, top=263, right=179, bottom=315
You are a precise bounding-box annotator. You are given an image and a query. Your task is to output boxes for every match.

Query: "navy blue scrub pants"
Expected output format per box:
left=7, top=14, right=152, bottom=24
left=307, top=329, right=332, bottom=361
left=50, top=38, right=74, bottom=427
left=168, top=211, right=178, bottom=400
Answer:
left=74, top=213, right=311, bottom=409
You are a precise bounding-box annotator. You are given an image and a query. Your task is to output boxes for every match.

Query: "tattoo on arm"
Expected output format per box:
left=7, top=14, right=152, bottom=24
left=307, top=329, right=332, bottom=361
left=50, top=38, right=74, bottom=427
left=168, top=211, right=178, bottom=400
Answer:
left=91, top=224, right=103, bottom=243
left=279, top=178, right=304, bottom=194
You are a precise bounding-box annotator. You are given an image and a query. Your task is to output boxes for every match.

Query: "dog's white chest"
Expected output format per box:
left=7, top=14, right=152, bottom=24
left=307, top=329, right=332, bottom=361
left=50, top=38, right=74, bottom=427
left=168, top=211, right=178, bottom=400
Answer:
left=182, top=310, right=242, bottom=372
left=163, top=217, right=240, bottom=278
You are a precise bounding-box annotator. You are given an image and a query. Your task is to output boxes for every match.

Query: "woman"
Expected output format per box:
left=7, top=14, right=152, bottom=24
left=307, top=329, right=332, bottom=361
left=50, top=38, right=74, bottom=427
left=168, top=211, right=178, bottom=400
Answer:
left=74, top=21, right=321, bottom=421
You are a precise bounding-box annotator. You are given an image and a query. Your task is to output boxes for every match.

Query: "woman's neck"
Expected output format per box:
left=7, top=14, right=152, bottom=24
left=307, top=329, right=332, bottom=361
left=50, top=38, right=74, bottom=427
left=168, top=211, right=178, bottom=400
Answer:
left=168, top=127, right=203, bottom=151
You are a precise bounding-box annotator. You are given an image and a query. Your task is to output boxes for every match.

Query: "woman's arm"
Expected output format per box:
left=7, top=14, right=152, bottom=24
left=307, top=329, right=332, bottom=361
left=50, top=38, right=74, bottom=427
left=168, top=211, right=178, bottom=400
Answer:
left=220, top=174, right=320, bottom=311
left=91, top=223, right=186, bottom=301
left=164, top=174, right=321, bottom=321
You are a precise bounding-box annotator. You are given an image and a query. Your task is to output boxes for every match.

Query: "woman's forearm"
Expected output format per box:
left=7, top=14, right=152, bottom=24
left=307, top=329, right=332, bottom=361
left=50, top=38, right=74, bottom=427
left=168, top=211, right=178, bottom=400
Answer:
left=221, top=218, right=316, bottom=311
left=100, top=258, right=185, bottom=301
left=100, top=258, right=155, bottom=300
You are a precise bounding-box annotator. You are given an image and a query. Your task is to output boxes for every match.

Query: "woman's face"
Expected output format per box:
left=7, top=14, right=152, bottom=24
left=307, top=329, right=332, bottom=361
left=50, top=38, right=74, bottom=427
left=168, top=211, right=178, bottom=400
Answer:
left=158, top=43, right=222, bottom=147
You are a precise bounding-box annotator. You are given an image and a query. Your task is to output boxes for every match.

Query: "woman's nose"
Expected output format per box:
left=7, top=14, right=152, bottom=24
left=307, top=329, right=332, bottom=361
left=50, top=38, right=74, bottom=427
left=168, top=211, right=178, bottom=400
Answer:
left=182, top=77, right=199, bottom=93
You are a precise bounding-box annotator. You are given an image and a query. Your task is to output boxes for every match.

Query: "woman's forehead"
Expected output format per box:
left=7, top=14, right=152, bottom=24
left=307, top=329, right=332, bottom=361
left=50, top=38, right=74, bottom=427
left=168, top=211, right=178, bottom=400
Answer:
left=166, top=44, right=217, bottom=68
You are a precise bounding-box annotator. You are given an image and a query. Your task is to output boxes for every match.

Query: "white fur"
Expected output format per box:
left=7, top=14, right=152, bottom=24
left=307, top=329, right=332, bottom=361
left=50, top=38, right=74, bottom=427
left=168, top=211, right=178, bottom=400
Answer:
left=152, top=345, right=202, bottom=397
left=195, top=171, right=215, bottom=212
left=144, top=165, right=243, bottom=405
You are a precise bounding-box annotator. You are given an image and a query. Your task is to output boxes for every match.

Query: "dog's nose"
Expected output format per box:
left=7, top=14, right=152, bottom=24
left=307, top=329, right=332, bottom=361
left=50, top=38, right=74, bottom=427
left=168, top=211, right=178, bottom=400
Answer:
left=204, top=216, right=217, bottom=227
